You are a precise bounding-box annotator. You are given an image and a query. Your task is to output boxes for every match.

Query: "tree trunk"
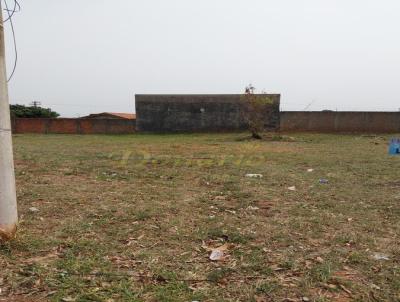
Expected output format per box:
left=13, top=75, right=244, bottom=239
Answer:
left=251, top=131, right=262, bottom=140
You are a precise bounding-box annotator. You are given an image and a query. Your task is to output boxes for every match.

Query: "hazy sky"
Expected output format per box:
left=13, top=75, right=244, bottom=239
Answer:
left=3, top=0, right=400, bottom=117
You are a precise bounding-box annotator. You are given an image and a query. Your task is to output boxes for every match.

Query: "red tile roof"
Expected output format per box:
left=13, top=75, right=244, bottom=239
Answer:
left=105, top=113, right=136, bottom=119
left=82, top=112, right=136, bottom=120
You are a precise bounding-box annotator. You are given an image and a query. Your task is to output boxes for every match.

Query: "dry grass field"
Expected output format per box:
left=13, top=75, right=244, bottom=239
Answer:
left=0, top=133, right=399, bottom=302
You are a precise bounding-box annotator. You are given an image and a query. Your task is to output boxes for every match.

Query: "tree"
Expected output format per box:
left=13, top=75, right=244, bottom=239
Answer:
left=10, top=104, right=60, bottom=118
left=241, top=85, right=275, bottom=139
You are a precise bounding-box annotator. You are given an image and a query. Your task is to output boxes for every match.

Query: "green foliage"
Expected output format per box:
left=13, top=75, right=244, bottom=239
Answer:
left=241, top=85, right=274, bottom=139
left=10, top=104, right=60, bottom=118
left=309, top=263, right=332, bottom=283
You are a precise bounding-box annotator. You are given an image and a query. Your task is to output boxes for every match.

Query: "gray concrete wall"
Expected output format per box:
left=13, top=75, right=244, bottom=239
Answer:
left=135, top=94, right=281, bottom=133
left=281, top=111, right=400, bottom=133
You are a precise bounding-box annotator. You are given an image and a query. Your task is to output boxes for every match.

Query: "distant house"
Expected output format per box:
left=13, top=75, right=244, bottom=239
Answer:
left=81, top=112, right=136, bottom=120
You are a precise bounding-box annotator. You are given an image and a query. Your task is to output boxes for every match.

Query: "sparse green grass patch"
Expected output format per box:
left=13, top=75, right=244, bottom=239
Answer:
left=0, top=133, right=399, bottom=301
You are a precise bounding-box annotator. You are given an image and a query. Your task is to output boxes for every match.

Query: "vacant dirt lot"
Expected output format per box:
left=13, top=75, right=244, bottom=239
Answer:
left=1, top=133, right=399, bottom=301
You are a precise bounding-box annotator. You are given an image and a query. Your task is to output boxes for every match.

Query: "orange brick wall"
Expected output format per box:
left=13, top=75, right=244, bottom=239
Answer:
left=48, top=119, right=78, bottom=134
left=280, top=112, right=400, bottom=133
left=12, top=112, right=400, bottom=134
left=13, top=118, right=136, bottom=134
left=13, top=118, right=47, bottom=133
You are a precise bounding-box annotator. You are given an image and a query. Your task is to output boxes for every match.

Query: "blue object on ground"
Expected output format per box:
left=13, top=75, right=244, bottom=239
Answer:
left=319, top=179, right=329, bottom=184
left=389, top=138, right=400, bottom=155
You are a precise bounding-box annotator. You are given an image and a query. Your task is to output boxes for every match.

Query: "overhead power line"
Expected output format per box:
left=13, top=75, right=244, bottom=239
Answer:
left=2, top=0, right=20, bottom=82
left=303, top=100, right=315, bottom=111
left=30, top=100, right=41, bottom=107
left=3, top=0, right=19, bottom=23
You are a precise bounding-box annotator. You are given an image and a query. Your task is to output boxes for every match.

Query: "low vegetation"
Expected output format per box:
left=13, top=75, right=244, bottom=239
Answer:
left=10, top=104, right=60, bottom=118
left=241, top=85, right=276, bottom=139
left=0, top=133, right=399, bottom=301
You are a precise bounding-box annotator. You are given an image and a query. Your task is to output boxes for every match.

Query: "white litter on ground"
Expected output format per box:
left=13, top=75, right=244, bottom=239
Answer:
left=245, top=174, right=263, bottom=178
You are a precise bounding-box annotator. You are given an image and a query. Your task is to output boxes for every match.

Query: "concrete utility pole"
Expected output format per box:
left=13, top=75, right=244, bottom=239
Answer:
left=0, top=2, right=18, bottom=242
